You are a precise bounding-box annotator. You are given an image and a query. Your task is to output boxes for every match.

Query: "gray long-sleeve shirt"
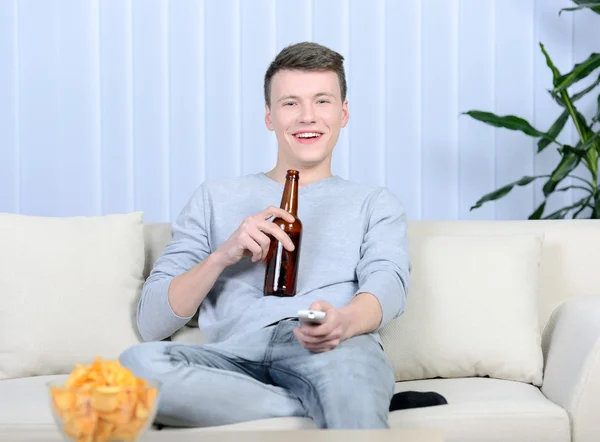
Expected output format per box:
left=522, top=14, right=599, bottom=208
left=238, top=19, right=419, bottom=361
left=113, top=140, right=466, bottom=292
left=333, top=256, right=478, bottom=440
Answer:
left=137, top=172, right=410, bottom=344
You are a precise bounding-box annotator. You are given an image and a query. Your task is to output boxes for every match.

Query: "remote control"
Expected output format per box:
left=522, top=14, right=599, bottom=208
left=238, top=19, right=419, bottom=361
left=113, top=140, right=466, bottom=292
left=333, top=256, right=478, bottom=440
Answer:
left=297, top=309, right=327, bottom=324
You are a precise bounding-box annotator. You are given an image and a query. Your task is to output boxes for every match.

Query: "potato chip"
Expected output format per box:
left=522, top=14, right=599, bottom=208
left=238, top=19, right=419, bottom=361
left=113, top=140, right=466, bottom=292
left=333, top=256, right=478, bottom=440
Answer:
left=49, top=357, right=159, bottom=442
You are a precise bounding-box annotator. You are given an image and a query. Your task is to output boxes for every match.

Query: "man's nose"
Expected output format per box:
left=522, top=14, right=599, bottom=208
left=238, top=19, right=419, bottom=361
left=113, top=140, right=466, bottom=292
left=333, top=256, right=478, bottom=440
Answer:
left=297, top=104, right=316, bottom=124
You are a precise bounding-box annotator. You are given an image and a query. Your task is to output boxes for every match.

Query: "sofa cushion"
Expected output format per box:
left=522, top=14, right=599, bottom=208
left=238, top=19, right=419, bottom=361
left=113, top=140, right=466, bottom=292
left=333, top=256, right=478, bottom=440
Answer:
left=390, top=378, right=570, bottom=442
left=0, top=212, right=145, bottom=380
left=380, top=233, right=544, bottom=385
left=0, top=375, right=68, bottom=430
left=406, top=220, right=600, bottom=331
left=0, top=376, right=568, bottom=440
left=0, top=374, right=315, bottom=433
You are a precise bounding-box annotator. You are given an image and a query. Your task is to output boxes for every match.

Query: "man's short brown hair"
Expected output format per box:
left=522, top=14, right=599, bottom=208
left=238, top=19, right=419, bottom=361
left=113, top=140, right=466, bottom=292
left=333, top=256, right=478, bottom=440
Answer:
left=264, top=42, right=347, bottom=107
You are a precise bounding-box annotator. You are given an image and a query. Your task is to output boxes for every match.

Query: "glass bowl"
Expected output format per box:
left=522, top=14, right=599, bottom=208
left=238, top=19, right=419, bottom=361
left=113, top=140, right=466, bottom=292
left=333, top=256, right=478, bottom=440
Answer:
left=47, top=379, right=161, bottom=442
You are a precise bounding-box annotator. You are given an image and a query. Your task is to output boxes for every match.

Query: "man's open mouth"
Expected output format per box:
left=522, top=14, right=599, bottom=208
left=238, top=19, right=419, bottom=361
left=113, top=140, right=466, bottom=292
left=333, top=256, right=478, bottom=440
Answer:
left=293, top=132, right=324, bottom=142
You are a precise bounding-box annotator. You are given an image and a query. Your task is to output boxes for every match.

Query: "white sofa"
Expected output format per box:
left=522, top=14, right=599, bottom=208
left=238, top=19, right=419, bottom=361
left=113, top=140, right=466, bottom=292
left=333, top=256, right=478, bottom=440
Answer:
left=1, top=218, right=600, bottom=442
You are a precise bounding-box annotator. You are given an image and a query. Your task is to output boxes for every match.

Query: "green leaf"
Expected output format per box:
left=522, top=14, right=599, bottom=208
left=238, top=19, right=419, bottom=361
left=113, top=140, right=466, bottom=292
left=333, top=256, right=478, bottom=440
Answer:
left=470, top=175, right=545, bottom=211
left=544, top=208, right=569, bottom=219
left=463, top=111, right=549, bottom=138
left=543, top=196, right=592, bottom=219
left=554, top=184, right=594, bottom=194
left=537, top=110, right=569, bottom=152
left=554, top=53, right=600, bottom=92
left=573, top=74, right=600, bottom=101
left=559, top=1, right=600, bottom=15
left=573, top=111, right=599, bottom=173
left=575, top=110, right=593, bottom=136
left=540, top=43, right=561, bottom=84
left=551, top=151, right=583, bottom=180
left=542, top=151, right=583, bottom=196
left=559, top=145, right=585, bottom=155
left=529, top=201, right=546, bottom=219
left=595, top=93, right=600, bottom=122
left=560, top=5, right=600, bottom=14
left=595, top=192, right=600, bottom=218
left=579, top=131, right=600, bottom=152
left=570, top=174, right=597, bottom=189
left=573, top=199, right=591, bottom=218
left=550, top=90, right=565, bottom=107
left=550, top=74, right=600, bottom=107
left=560, top=131, right=599, bottom=157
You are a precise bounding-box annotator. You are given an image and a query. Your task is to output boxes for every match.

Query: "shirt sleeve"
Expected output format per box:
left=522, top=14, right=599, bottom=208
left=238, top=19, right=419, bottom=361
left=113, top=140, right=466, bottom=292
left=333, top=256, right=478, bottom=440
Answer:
left=136, top=184, right=212, bottom=342
left=355, top=187, right=411, bottom=330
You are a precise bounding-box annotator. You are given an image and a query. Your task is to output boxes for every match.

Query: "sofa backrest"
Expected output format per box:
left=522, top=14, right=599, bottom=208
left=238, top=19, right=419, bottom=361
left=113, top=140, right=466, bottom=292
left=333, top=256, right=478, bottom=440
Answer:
left=143, top=220, right=600, bottom=331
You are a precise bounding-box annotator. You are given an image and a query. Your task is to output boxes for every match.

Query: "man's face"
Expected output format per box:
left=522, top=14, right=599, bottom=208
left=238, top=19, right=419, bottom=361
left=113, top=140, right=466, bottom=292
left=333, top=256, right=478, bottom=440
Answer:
left=265, top=69, right=349, bottom=168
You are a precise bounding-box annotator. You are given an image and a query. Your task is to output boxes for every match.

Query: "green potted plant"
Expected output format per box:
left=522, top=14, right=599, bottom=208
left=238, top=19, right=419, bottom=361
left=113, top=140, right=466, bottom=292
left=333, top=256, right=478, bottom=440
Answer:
left=464, top=0, right=600, bottom=219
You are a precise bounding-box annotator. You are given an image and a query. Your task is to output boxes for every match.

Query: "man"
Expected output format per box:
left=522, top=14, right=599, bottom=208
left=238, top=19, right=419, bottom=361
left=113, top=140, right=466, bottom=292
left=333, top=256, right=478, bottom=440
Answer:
left=120, top=41, right=411, bottom=429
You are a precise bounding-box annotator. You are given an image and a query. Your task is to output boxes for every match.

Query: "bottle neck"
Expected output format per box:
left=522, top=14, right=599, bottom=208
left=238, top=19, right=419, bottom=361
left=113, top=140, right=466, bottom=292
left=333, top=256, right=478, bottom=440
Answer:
left=280, top=176, right=299, bottom=217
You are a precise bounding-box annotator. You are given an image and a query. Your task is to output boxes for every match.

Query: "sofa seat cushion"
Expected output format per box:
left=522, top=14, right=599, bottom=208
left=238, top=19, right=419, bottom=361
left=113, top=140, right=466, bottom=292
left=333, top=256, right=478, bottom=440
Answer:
left=0, top=375, right=569, bottom=440
left=390, top=378, right=570, bottom=442
left=0, top=374, right=317, bottom=434
left=0, top=375, right=68, bottom=430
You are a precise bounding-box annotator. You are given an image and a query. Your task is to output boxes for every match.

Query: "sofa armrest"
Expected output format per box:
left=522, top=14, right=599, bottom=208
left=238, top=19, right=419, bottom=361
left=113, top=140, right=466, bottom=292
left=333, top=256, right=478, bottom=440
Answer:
left=541, top=295, right=600, bottom=442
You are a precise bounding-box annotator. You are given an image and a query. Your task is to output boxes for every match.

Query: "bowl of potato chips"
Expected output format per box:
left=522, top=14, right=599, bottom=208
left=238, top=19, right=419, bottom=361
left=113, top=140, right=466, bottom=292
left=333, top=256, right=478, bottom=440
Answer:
left=47, top=357, right=160, bottom=442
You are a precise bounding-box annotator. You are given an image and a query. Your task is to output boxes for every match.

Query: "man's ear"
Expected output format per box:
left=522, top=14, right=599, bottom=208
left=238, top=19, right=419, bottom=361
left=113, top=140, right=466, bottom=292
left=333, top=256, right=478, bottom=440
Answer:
left=265, top=104, right=274, bottom=131
left=341, top=99, right=350, bottom=128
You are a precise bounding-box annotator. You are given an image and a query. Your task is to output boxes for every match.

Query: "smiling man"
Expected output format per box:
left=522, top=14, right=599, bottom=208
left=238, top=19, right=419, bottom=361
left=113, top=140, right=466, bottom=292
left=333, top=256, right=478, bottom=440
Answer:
left=119, top=42, right=411, bottom=429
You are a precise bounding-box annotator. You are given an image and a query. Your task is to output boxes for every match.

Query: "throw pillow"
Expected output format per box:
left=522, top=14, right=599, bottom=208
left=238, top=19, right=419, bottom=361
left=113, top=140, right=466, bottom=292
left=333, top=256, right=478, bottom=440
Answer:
left=0, top=212, right=145, bottom=380
left=380, top=233, right=544, bottom=386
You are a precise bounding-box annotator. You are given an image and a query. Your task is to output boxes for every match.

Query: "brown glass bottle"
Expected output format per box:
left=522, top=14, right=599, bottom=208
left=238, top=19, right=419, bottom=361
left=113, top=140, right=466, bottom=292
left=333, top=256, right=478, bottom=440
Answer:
left=264, top=170, right=302, bottom=297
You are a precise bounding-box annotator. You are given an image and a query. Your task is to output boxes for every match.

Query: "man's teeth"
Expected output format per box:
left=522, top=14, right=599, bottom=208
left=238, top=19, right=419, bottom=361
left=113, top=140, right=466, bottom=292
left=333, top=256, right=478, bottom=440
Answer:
left=295, top=132, right=321, bottom=138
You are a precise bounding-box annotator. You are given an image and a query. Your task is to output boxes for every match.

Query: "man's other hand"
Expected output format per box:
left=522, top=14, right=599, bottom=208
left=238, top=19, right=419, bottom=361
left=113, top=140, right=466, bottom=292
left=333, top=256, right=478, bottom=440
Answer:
left=294, top=301, right=351, bottom=353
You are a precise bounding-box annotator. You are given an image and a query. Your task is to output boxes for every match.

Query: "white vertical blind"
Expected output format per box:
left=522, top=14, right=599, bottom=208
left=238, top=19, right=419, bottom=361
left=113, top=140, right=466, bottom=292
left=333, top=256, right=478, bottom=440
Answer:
left=421, top=0, right=460, bottom=220
left=0, top=0, right=598, bottom=222
left=458, top=0, right=496, bottom=221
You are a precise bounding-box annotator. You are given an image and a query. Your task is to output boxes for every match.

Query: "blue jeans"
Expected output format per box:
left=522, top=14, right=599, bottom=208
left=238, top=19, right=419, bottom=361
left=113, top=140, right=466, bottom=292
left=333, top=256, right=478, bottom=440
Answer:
left=119, top=319, right=395, bottom=429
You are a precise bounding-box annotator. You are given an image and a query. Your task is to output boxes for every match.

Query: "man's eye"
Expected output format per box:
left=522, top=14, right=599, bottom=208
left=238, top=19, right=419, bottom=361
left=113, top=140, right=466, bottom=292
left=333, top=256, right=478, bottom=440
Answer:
left=317, top=100, right=330, bottom=104
left=284, top=102, right=296, bottom=106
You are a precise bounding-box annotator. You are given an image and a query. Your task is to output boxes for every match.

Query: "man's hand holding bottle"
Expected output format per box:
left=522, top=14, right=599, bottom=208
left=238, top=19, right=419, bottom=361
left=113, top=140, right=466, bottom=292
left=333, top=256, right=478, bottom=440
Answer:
left=212, top=206, right=296, bottom=268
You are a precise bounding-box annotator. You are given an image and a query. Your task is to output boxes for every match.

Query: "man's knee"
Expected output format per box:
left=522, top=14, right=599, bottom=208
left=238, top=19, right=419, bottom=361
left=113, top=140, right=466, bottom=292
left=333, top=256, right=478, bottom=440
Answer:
left=330, top=335, right=393, bottom=380
left=317, top=336, right=395, bottom=404
left=292, top=339, right=393, bottom=429
left=323, top=358, right=393, bottom=399
left=119, top=341, right=171, bottom=378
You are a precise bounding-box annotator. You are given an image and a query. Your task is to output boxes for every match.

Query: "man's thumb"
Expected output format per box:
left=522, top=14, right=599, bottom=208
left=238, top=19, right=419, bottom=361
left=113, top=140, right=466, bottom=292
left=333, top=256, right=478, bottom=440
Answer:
left=309, top=301, right=330, bottom=312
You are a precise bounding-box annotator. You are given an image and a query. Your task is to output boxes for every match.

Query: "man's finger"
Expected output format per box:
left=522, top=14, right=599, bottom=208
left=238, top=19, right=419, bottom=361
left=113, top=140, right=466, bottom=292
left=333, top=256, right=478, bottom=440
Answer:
left=299, top=323, right=333, bottom=338
left=294, top=327, right=341, bottom=352
left=262, top=206, right=295, bottom=223
left=239, top=234, right=263, bottom=262
left=296, top=329, right=332, bottom=344
left=297, top=322, right=342, bottom=341
left=304, top=339, right=340, bottom=352
left=294, top=327, right=328, bottom=345
left=248, top=226, right=271, bottom=260
left=259, top=221, right=295, bottom=252
left=309, top=300, right=333, bottom=313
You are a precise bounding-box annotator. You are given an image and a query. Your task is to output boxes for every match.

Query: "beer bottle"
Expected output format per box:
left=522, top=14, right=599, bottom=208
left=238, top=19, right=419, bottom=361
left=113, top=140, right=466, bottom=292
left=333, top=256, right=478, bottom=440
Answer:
left=264, top=170, right=302, bottom=296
